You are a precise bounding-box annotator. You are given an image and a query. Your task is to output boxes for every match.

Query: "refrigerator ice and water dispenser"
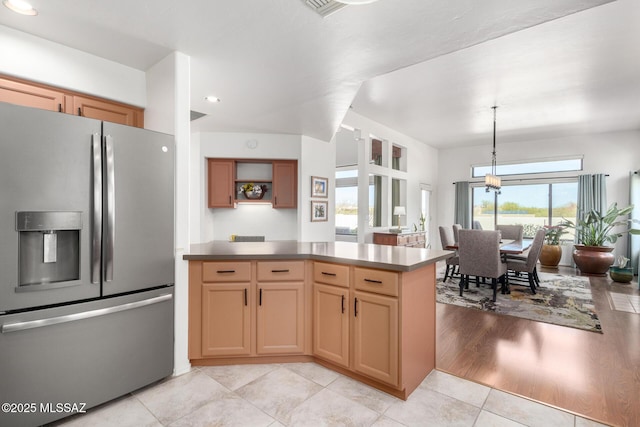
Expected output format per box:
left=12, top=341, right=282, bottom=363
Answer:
left=16, top=211, right=82, bottom=288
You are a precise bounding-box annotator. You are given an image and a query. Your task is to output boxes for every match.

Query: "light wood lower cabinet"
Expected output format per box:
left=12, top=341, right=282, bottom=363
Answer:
left=202, top=282, right=252, bottom=356
left=257, top=282, right=304, bottom=354
left=313, top=263, right=400, bottom=387
left=188, top=257, right=436, bottom=400
left=313, top=283, right=350, bottom=367
left=352, top=290, right=398, bottom=386
left=312, top=261, right=435, bottom=397
left=190, top=260, right=308, bottom=360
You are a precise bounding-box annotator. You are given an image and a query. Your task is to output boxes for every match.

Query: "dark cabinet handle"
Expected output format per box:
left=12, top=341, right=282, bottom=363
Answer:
left=58, top=104, right=62, bottom=113
left=77, top=107, right=82, bottom=116
left=216, top=270, right=235, bottom=274
left=321, top=272, right=336, bottom=277
left=244, top=288, right=247, bottom=306
left=229, top=195, right=231, bottom=204
left=341, top=295, right=345, bottom=314
left=364, top=278, right=383, bottom=284
left=259, top=288, right=262, bottom=306
left=354, top=297, right=358, bottom=317
left=271, top=269, right=289, bottom=273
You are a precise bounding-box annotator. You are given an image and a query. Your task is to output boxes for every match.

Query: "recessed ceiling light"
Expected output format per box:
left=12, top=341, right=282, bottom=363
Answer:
left=204, top=96, right=220, bottom=103
left=3, top=0, right=38, bottom=15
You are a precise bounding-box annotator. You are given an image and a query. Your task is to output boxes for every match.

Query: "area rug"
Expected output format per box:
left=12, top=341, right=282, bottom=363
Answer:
left=436, top=272, right=602, bottom=333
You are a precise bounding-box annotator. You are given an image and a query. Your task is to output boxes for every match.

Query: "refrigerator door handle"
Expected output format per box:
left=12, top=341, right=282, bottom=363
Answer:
left=91, top=133, right=102, bottom=284
left=1, top=293, right=173, bottom=333
left=104, top=135, right=115, bottom=283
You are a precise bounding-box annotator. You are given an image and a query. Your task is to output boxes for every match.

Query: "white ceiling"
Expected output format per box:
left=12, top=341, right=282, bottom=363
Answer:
left=1, top=0, right=632, bottom=146
left=353, top=0, right=640, bottom=148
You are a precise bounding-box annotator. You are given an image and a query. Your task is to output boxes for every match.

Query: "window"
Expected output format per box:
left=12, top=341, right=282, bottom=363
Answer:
left=371, top=139, right=383, bottom=166
left=472, top=157, right=582, bottom=178
left=392, top=144, right=406, bottom=172
left=472, top=181, right=578, bottom=239
left=335, top=170, right=358, bottom=236
left=369, top=174, right=385, bottom=227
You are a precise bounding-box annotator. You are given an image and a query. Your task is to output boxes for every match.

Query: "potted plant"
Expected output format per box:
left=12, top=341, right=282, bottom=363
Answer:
left=610, top=256, right=633, bottom=283
left=539, top=224, right=567, bottom=268
left=561, top=203, right=640, bottom=275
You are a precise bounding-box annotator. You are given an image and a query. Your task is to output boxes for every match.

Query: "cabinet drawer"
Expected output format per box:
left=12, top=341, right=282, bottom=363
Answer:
left=313, top=262, right=349, bottom=288
left=354, top=267, right=399, bottom=297
left=257, top=261, right=305, bottom=281
left=202, top=262, right=251, bottom=282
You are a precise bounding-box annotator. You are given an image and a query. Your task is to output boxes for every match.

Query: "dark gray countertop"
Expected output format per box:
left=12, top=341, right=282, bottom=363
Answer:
left=183, top=241, right=453, bottom=272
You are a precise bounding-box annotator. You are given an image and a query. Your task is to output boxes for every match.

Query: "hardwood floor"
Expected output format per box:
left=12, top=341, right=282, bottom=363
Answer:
left=435, top=265, right=640, bottom=427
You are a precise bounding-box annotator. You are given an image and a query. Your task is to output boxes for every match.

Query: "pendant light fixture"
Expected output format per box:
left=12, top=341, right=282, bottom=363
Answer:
left=485, top=106, right=501, bottom=193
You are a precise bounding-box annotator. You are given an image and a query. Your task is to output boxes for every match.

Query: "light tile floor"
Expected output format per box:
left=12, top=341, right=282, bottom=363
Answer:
left=51, top=363, right=609, bottom=427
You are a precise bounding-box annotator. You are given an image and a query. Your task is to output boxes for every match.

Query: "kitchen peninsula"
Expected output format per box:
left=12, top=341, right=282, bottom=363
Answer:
left=184, top=241, right=452, bottom=399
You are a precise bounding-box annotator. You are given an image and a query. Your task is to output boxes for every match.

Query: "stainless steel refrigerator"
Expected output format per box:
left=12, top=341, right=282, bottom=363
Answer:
left=0, top=102, right=175, bottom=426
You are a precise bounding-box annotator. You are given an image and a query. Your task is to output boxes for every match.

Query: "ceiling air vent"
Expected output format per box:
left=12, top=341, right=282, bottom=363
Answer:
left=304, top=0, right=347, bottom=17
left=190, top=110, right=206, bottom=121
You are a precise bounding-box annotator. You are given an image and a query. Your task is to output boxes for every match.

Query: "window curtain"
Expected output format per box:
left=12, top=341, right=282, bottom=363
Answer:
left=630, top=170, right=640, bottom=275
left=576, top=174, right=607, bottom=244
left=454, top=181, right=470, bottom=229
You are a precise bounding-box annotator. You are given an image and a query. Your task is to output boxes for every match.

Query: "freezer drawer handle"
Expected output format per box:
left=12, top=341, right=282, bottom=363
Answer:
left=1, top=293, right=173, bottom=334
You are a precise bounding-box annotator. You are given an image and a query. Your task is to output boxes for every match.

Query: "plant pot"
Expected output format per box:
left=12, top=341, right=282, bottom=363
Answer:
left=609, top=266, right=633, bottom=283
left=573, top=245, right=615, bottom=276
left=539, top=244, right=562, bottom=267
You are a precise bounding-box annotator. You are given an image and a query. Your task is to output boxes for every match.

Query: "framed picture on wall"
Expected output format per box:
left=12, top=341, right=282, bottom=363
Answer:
left=311, top=176, right=328, bottom=198
left=311, top=201, right=328, bottom=222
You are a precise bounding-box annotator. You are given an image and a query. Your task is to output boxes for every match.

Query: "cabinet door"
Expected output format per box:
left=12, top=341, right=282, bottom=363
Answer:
left=272, top=160, right=297, bottom=208
left=313, top=284, right=349, bottom=367
left=257, top=282, right=304, bottom=354
left=208, top=159, right=235, bottom=208
left=353, top=291, right=399, bottom=386
left=202, top=283, right=252, bottom=356
left=73, top=95, right=143, bottom=127
left=0, top=77, right=66, bottom=113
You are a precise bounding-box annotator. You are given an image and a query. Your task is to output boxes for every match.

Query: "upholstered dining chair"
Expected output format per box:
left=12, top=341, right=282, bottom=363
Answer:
left=439, top=226, right=459, bottom=282
left=496, top=224, right=524, bottom=242
left=452, top=224, right=463, bottom=243
left=506, top=229, right=545, bottom=294
left=457, top=229, right=508, bottom=302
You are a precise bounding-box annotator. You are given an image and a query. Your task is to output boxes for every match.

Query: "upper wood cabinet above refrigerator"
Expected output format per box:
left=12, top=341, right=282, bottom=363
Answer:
left=0, top=75, right=144, bottom=128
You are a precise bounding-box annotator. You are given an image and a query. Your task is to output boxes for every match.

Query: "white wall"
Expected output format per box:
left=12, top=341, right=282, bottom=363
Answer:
left=0, top=25, right=146, bottom=107
left=437, top=130, right=640, bottom=261
left=340, top=111, right=439, bottom=246
left=146, top=52, right=192, bottom=377
left=193, top=132, right=302, bottom=242
left=300, top=135, right=336, bottom=242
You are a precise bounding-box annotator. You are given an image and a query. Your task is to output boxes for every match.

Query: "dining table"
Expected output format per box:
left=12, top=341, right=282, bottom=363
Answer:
left=445, top=238, right=532, bottom=254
